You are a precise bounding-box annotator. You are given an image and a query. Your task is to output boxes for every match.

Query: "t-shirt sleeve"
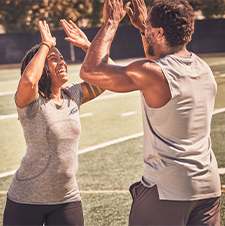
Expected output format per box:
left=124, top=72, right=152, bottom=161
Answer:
left=16, top=93, right=40, bottom=119
left=66, top=83, right=83, bottom=108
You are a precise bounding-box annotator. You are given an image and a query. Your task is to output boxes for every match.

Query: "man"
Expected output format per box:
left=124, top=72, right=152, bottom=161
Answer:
left=80, top=0, right=221, bottom=225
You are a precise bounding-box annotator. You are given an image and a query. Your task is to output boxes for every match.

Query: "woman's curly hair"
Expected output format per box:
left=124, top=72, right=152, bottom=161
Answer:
left=150, top=0, right=195, bottom=47
left=20, top=44, right=74, bottom=100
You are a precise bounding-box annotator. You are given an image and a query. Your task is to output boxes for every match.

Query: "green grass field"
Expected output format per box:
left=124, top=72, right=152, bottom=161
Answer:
left=0, top=56, right=225, bottom=225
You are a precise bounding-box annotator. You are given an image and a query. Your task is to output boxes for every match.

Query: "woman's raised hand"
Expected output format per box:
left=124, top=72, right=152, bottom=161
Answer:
left=61, top=19, right=90, bottom=52
left=39, top=21, right=56, bottom=48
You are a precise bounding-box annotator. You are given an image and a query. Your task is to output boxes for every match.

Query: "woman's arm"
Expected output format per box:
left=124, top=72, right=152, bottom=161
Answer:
left=61, top=19, right=114, bottom=104
left=15, top=21, right=56, bottom=108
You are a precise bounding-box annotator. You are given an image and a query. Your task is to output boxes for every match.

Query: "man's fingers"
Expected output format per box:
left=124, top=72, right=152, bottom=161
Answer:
left=124, top=3, right=133, bottom=19
left=132, top=0, right=144, bottom=8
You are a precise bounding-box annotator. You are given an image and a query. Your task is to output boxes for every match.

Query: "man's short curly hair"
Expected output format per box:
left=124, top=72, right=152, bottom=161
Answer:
left=150, top=0, right=195, bottom=47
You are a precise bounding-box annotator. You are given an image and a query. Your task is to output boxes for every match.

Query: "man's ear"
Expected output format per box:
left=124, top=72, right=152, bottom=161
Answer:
left=157, top=27, right=164, bottom=39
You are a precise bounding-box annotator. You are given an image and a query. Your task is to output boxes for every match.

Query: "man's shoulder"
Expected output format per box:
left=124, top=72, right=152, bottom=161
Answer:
left=129, top=58, right=161, bottom=71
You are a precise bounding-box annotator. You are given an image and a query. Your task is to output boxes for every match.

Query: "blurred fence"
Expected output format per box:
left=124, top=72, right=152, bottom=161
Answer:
left=0, top=18, right=225, bottom=66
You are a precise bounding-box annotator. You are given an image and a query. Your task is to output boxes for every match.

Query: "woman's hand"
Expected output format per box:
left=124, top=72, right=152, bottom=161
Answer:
left=125, top=0, right=147, bottom=32
left=61, top=19, right=90, bottom=52
left=39, top=20, right=56, bottom=48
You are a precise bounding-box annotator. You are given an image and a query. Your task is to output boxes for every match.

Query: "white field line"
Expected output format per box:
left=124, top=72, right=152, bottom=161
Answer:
left=79, top=190, right=129, bottom=194
left=0, top=90, right=139, bottom=98
left=214, top=73, right=225, bottom=78
left=80, top=113, right=93, bottom=118
left=0, top=90, right=223, bottom=120
left=0, top=112, right=93, bottom=120
left=213, top=108, right=225, bottom=115
left=0, top=170, right=17, bottom=178
left=0, top=91, right=15, bottom=96
left=94, top=91, right=139, bottom=101
left=1, top=131, right=225, bottom=178
left=121, top=111, right=136, bottom=117
left=0, top=91, right=139, bottom=120
left=0, top=113, right=18, bottom=120
left=208, top=61, right=225, bottom=66
left=218, top=168, right=225, bottom=175
left=77, top=132, right=143, bottom=155
left=0, top=132, right=143, bottom=178
left=0, top=190, right=130, bottom=195
left=0, top=102, right=225, bottom=177
left=0, top=79, right=18, bottom=85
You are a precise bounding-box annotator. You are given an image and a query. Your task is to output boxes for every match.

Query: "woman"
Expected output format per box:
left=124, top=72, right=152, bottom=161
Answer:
left=3, top=20, right=108, bottom=226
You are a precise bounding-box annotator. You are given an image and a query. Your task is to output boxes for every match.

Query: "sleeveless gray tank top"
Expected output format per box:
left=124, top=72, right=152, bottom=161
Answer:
left=141, top=53, right=221, bottom=200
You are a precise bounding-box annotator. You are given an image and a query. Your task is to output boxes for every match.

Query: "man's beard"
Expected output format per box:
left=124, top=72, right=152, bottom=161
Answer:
left=147, top=44, right=155, bottom=57
left=146, top=35, right=155, bottom=57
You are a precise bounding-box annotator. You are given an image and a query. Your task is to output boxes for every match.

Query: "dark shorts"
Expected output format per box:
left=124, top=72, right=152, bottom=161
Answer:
left=3, top=198, right=84, bottom=226
left=129, top=181, right=221, bottom=226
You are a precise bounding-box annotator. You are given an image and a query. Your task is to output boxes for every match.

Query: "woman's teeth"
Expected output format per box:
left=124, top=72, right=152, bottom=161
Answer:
left=57, top=69, right=66, bottom=74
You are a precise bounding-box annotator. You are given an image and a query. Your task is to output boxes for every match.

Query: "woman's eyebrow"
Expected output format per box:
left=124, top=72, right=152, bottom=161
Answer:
left=47, top=53, right=55, bottom=59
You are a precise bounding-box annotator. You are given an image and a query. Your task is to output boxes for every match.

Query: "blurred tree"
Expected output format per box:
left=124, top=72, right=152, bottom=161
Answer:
left=0, top=0, right=41, bottom=33
left=89, top=0, right=104, bottom=27
left=0, top=0, right=225, bottom=33
left=189, top=0, right=225, bottom=19
left=0, top=0, right=92, bottom=33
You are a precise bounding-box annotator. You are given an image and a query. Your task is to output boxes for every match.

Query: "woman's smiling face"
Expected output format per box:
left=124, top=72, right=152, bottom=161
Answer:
left=46, top=47, right=68, bottom=87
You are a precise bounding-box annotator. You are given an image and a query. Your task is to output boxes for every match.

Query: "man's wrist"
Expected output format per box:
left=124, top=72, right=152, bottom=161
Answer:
left=103, top=21, right=118, bottom=38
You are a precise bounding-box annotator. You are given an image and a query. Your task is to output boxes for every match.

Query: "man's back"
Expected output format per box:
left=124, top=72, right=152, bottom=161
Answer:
left=141, top=53, right=221, bottom=200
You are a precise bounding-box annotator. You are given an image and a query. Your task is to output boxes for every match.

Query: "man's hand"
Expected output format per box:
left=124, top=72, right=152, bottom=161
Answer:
left=125, top=0, right=147, bottom=32
left=60, top=19, right=91, bottom=52
left=103, top=0, right=127, bottom=25
left=39, top=21, right=56, bottom=48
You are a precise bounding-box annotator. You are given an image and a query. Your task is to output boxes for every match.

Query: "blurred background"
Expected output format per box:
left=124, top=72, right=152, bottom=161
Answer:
left=0, top=0, right=225, bottom=67
left=0, top=1, right=225, bottom=225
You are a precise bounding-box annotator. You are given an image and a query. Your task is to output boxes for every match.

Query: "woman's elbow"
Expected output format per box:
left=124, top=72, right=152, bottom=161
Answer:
left=20, top=75, right=38, bottom=89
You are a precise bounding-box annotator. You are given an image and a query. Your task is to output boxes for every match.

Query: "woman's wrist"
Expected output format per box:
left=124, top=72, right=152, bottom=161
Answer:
left=140, top=30, right=145, bottom=36
left=82, top=41, right=91, bottom=52
left=41, top=42, right=51, bottom=51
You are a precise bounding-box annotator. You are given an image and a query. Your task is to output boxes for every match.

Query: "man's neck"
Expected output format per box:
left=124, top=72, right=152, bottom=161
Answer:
left=156, top=45, right=190, bottom=59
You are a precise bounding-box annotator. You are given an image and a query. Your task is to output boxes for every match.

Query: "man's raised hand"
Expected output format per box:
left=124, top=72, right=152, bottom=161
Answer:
left=103, top=0, right=127, bottom=25
left=125, top=0, right=147, bottom=32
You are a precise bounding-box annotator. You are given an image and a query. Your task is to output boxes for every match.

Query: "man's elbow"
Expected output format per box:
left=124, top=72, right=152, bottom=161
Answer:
left=80, top=63, right=91, bottom=80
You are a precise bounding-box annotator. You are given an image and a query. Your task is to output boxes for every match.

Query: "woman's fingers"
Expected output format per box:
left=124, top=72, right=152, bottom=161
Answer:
left=69, top=20, right=78, bottom=29
left=38, top=20, right=56, bottom=48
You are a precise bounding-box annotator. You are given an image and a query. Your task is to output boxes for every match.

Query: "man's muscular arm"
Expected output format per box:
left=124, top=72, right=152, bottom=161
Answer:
left=80, top=0, right=129, bottom=90
left=80, top=0, right=171, bottom=107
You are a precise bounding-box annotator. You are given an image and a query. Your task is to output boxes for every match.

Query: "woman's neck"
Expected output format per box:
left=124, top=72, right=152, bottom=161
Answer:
left=50, top=88, right=63, bottom=105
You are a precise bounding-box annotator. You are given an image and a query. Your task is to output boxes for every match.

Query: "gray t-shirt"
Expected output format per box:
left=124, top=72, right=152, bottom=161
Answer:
left=8, top=83, right=83, bottom=205
left=141, top=53, right=221, bottom=200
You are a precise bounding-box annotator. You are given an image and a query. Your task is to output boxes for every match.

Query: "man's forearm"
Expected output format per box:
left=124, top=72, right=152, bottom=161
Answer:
left=80, top=22, right=118, bottom=75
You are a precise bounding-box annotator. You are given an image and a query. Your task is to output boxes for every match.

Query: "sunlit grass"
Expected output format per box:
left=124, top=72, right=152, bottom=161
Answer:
left=0, top=57, right=225, bottom=225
